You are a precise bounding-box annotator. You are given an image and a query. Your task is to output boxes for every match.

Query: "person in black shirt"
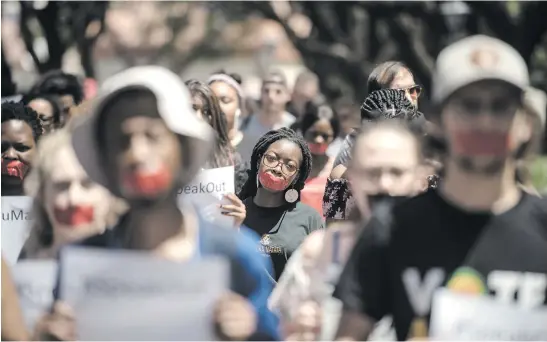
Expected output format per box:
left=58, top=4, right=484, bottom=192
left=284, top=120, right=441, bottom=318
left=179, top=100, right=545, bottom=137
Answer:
left=334, top=35, right=547, bottom=341
left=238, top=127, right=324, bottom=282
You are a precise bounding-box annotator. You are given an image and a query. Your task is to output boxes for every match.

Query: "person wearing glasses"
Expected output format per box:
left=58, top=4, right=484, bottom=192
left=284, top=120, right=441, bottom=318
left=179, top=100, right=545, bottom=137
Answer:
left=238, top=128, right=324, bottom=283
left=299, top=101, right=340, bottom=216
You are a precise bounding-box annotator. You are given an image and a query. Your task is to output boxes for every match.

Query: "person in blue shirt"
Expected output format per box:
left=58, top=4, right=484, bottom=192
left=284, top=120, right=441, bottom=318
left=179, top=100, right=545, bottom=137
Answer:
left=33, top=66, right=279, bottom=341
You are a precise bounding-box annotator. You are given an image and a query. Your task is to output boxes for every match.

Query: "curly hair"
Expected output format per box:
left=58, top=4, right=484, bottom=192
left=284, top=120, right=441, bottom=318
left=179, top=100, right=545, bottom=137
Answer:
left=22, top=93, right=64, bottom=126
left=185, top=79, right=234, bottom=168
left=1, top=101, right=43, bottom=140
left=237, top=127, right=313, bottom=201
left=361, top=88, right=418, bottom=121
left=30, top=70, right=84, bottom=105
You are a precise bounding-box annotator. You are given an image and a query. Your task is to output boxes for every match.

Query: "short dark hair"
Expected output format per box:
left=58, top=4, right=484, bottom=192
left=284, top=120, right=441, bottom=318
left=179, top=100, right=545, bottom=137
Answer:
left=1, top=101, right=43, bottom=140
left=300, top=101, right=341, bottom=139
left=237, top=127, right=312, bottom=201
left=22, top=93, right=64, bottom=125
left=367, top=61, right=411, bottom=95
left=30, top=70, right=84, bottom=105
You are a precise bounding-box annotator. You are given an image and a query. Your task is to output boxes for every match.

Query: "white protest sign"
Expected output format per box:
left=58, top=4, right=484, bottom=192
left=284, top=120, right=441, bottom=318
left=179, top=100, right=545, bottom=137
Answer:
left=60, top=246, right=230, bottom=341
left=429, top=288, right=547, bottom=340
left=1, top=196, right=34, bottom=265
left=178, top=166, right=235, bottom=227
left=12, top=260, right=58, bottom=331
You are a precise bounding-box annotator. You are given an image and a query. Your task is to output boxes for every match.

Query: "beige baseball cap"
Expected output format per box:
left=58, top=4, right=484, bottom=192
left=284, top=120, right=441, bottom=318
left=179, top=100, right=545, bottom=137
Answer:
left=523, top=87, right=546, bottom=127
left=432, top=35, right=529, bottom=104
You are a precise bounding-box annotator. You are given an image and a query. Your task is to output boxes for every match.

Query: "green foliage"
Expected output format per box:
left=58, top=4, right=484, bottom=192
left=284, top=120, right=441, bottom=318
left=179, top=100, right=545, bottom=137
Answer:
left=530, top=157, right=547, bottom=193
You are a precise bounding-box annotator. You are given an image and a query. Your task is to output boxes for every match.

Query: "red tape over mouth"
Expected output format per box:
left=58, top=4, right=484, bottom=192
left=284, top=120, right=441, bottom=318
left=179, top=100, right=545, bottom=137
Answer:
left=258, top=171, right=289, bottom=192
left=54, top=205, right=95, bottom=226
left=308, top=142, right=329, bottom=155
left=1, top=160, right=29, bottom=180
left=452, top=130, right=511, bottom=156
left=122, top=166, right=172, bottom=196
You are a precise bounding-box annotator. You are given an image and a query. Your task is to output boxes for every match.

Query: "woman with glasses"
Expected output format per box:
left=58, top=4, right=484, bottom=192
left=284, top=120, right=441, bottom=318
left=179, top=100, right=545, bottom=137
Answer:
left=299, top=101, right=340, bottom=216
left=238, top=127, right=324, bottom=283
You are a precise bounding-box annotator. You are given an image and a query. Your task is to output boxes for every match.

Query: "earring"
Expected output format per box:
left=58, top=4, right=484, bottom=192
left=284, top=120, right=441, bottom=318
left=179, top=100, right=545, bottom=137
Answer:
left=256, top=175, right=260, bottom=189
left=284, top=188, right=299, bottom=203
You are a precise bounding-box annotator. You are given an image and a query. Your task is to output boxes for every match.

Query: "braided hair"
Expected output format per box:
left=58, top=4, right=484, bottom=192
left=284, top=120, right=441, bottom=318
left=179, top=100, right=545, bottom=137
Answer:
left=1, top=101, right=43, bottom=140
left=361, top=88, right=418, bottom=120
left=238, top=127, right=312, bottom=201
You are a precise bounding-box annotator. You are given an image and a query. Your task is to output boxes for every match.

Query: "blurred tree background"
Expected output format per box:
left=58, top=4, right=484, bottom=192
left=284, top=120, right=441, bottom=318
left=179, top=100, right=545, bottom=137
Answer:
left=2, top=0, right=547, bottom=150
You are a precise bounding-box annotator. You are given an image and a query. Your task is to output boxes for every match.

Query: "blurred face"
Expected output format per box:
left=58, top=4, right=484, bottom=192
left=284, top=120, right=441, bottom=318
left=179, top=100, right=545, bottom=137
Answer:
left=261, top=81, right=290, bottom=115
left=337, top=106, right=360, bottom=136
left=1, top=120, right=36, bottom=185
left=210, top=81, right=240, bottom=130
left=293, top=81, right=318, bottom=107
left=191, top=94, right=211, bottom=124
left=390, top=69, right=421, bottom=107
left=100, top=98, right=182, bottom=203
left=258, top=139, right=302, bottom=193
left=441, top=81, right=529, bottom=175
left=44, top=145, right=112, bottom=244
left=304, top=118, right=334, bottom=156
left=29, top=99, right=56, bottom=133
left=348, top=128, right=422, bottom=213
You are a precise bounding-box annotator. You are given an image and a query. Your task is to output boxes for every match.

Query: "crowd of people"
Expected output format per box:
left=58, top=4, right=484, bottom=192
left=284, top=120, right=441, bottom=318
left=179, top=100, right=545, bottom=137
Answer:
left=1, top=34, right=546, bottom=341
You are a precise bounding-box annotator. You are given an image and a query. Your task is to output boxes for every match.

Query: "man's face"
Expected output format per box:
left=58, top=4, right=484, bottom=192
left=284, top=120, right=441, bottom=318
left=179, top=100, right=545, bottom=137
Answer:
left=441, top=80, right=530, bottom=175
left=260, top=82, right=290, bottom=114
left=292, top=81, right=318, bottom=105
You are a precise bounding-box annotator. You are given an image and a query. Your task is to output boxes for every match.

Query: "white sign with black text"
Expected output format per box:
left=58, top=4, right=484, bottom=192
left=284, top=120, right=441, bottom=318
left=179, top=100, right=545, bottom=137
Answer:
left=59, top=246, right=230, bottom=341
left=12, top=260, right=58, bottom=331
left=1, top=196, right=34, bottom=265
left=177, top=166, right=235, bottom=227
left=429, top=288, right=547, bottom=340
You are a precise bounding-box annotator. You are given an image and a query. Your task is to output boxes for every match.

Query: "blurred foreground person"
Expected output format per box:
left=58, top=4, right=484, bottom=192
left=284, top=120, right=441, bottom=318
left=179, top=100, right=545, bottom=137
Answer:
left=323, top=89, right=426, bottom=220
left=300, top=102, right=340, bottom=216
left=19, top=129, right=127, bottom=260
left=238, top=128, right=324, bottom=283
left=2, top=256, right=30, bottom=341
left=1, top=102, right=43, bottom=196
left=23, top=94, right=64, bottom=134
left=29, top=71, right=84, bottom=126
left=334, top=35, right=547, bottom=341
left=238, top=70, right=295, bottom=162
left=34, top=66, right=279, bottom=341
left=208, top=70, right=246, bottom=147
left=270, top=120, right=425, bottom=341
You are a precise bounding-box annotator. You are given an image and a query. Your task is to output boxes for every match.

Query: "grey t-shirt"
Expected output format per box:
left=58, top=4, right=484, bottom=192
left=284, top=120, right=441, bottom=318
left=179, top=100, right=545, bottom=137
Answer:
left=237, top=112, right=296, bottom=162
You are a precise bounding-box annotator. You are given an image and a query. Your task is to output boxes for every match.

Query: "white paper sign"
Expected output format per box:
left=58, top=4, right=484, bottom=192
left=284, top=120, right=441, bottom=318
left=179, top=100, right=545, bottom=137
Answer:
left=12, top=260, right=58, bottom=331
left=178, top=166, right=235, bottom=227
left=430, top=288, right=547, bottom=340
left=1, top=196, right=34, bottom=265
left=60, top=246, right=230, bottom=341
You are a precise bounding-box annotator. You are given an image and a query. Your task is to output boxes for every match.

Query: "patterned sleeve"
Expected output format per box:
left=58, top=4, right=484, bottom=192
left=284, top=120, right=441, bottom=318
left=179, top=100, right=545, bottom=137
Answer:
left=322, top=178, right=352, bottom=220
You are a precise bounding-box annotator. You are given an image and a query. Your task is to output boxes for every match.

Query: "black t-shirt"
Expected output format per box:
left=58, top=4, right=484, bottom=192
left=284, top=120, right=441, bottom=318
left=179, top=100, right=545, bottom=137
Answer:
left=334, top=189, right=547, bottom=341
left=243, top=198, right=324, bottom=282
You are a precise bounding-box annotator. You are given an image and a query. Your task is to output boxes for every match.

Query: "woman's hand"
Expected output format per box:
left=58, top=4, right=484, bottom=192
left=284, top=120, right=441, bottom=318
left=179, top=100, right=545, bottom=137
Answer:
left=33, top=301, right=77, bottom=341
left=220, top=193, right=246, bottom=228
left=214, top=292, right=257, bottom=341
